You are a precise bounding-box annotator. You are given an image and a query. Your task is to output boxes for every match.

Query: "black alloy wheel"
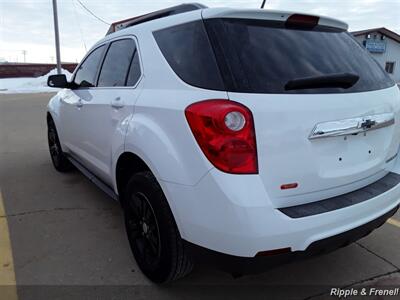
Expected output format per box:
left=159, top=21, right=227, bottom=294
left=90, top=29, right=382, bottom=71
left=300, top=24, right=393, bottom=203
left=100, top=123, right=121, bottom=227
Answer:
left=124, top=171, right=194, bottom=283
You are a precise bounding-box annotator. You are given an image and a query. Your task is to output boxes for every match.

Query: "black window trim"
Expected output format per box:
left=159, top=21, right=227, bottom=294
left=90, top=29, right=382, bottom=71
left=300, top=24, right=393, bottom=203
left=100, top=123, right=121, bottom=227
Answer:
left=71, top=43, right=107, bottom=90
left=95, top=42, right=112, bottom=87
left=72, top=35, right=143, bottom=90
left=95, top=36, right=143, bottom=89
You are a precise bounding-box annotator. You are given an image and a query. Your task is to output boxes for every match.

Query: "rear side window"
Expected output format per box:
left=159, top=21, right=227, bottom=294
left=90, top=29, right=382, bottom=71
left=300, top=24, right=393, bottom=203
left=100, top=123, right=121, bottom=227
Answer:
left=98, top=39, right=136, bottom=87
left=126, top=50, right=141, bottom=86
left=205, top=19, right=394, bottom=94
left=153, top=21, right=225, bottom=90
left=74, top=45, right=105, bottom=87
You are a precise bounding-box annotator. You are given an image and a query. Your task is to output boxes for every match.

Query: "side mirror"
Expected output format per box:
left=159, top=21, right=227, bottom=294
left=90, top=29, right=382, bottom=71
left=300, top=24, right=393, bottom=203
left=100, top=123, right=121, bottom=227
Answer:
left=47, top=74, right=69, bottom=88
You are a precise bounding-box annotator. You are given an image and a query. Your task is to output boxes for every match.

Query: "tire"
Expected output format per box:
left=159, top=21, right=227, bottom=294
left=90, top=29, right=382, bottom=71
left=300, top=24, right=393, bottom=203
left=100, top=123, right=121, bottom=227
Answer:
left=123, top=171, right=194, bottom=283
left=47, top=118, right=72, bottom=172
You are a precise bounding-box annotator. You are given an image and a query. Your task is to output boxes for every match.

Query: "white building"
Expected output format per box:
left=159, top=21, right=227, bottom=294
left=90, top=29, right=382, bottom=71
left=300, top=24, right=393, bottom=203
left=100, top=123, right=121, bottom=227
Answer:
left=352, top=28, right=400, bottom=83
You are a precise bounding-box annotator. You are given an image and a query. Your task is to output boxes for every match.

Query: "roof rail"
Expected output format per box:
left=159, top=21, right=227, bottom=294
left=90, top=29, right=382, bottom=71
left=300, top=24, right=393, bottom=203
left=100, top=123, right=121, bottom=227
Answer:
left=106, top=3, right=207, bottom=35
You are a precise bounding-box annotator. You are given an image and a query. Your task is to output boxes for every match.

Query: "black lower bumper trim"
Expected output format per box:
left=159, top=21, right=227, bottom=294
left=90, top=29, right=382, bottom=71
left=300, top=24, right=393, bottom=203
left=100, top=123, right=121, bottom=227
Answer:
left=279, top=172, right=400, bottom=218
left=184, top=205, right=399, bottom=275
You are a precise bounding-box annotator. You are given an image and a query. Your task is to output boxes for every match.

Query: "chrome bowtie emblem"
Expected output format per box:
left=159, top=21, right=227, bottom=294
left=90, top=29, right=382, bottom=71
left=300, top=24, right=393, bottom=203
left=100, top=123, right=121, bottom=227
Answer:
left=358, top=119, right=376, bottom=129
left=309, top=113, right=394, bottom=140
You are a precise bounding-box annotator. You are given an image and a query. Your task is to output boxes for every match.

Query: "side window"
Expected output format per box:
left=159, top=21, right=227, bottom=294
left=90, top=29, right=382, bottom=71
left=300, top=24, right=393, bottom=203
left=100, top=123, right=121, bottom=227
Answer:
left=98, top=39, right=136, bottom=87
left=126, top=49, right=141, bottom=86
left=74, top=45, right=105, bottom=87
left=153, top=21, right=225, bottom=90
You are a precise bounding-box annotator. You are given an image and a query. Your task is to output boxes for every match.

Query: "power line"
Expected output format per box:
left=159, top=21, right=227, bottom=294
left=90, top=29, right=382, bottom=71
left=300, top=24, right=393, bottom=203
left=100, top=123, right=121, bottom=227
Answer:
left=71, top=0, right=88, bottom=52
left=75, top=0, right=110, bottom=25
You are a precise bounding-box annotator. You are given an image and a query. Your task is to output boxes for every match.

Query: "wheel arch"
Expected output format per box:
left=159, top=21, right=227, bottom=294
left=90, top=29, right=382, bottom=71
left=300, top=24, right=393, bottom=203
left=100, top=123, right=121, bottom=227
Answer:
left=46, top=111, right=55, bottom=124
left=114, top=151, right=185, bottom=236
left=115, top=152, right=151, bottom=205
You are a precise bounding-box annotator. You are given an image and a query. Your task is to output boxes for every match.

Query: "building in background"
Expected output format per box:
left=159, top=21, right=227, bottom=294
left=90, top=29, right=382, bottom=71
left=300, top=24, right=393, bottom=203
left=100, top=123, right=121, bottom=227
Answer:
left=0, top=63, right=77, bottom=78
left=352, top=28, right=400, bottom=83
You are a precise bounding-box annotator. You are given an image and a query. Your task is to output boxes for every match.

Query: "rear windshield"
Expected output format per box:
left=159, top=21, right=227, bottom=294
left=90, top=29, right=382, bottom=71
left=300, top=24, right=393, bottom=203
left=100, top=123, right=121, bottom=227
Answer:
left=154, top=19, right=394, bottom=94
left=206, top=18, right=394, bottom=94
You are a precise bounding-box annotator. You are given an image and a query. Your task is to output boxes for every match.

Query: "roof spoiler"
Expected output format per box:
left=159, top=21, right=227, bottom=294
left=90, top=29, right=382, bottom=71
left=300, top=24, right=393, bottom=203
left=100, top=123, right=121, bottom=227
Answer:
left=202, top=8, right=349, bottom=31
left=106, top=3, right=207, bottom=35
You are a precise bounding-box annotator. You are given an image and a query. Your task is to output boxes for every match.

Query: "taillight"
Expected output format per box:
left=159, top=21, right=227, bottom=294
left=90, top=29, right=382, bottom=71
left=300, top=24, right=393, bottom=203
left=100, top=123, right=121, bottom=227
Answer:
left=185, top=99, right=258, bottom=174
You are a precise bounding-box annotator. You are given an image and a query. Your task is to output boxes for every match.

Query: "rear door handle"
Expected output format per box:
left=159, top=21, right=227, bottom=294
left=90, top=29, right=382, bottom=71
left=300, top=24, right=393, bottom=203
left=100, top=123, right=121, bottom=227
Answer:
left=111, top=97, right=124, bottom=109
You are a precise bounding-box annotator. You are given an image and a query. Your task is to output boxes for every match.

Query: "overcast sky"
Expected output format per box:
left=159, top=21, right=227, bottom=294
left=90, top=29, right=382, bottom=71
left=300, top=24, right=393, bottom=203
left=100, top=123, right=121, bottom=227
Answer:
left=1, top=0, right=400, bottom=63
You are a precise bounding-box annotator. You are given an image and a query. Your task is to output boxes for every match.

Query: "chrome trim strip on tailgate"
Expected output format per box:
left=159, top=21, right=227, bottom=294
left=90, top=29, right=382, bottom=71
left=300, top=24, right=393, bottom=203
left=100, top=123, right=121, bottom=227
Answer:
left=309, top=112, right=395, bottom=140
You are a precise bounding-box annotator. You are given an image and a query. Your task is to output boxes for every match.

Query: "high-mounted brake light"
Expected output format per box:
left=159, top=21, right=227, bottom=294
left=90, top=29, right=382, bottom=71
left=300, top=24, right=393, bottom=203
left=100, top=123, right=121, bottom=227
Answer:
left=185, top=100, right=258, bottom=174
left=286, top=14, right=319, bottom=29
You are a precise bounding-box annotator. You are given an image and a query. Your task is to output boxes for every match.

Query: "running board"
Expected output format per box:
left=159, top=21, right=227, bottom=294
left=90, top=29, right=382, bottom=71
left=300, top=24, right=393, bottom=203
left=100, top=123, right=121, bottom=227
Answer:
left=67, top=155, right=119, bottom=201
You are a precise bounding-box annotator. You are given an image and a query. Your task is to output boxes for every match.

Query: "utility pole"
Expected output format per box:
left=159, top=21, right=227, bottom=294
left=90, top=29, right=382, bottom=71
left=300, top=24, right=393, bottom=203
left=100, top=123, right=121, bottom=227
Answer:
left=52, top=0, right=62, bottom=74
left=22, top=50, right=27, bottom=63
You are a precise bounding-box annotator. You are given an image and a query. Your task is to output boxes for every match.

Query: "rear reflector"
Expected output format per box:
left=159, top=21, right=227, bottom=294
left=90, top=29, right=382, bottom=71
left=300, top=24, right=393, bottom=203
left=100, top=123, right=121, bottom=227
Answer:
left=256, top=247, right=291, bottom=257
left=286, top=14, right=319, bottom=29
left=281, top=183, right=298, bottom=190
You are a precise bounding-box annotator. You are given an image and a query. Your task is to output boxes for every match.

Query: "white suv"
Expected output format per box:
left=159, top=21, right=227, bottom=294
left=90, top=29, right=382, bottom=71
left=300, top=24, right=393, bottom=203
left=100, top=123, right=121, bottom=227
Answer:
left=47, top=4, right=400, bottom=283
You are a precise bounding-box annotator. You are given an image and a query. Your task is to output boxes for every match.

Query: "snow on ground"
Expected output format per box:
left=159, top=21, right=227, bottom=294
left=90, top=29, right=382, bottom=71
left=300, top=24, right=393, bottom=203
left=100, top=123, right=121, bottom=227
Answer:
left=0, top=68, right=72, bottom=94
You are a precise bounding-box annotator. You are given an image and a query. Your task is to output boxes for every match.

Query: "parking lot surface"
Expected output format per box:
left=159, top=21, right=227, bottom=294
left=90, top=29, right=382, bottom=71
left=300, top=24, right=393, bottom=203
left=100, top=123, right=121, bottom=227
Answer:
left=0, top=93, right=400, bottom=299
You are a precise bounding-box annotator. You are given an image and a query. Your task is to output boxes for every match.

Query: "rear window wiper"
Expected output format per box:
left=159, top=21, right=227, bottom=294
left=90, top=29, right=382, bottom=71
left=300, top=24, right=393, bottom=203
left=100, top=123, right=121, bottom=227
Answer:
left=284, top=73, right=360, bottom=91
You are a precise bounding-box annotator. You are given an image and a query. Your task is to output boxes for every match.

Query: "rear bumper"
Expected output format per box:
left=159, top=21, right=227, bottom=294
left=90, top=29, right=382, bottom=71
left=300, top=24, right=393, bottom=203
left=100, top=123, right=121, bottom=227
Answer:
left=161, top=168, right=400, bottom=257
left=184, top=205, right=399, bottom=275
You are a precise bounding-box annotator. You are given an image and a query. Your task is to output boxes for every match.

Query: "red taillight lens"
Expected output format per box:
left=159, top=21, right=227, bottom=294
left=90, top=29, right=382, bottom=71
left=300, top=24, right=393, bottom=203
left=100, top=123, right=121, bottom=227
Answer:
left=185, top=99, right=258, bottom=174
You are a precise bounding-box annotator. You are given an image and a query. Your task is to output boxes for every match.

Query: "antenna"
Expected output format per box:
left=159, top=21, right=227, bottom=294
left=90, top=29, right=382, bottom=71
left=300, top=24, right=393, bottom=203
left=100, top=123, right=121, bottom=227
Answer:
left=261, top=0, right=267, bottom=9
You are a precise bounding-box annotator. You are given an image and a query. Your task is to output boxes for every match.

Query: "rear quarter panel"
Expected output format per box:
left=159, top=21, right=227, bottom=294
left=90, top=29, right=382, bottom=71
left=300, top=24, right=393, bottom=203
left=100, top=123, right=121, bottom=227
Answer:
left=124, top=87, right=225, bottom=186
left=122, top=21, right=229, bottom=187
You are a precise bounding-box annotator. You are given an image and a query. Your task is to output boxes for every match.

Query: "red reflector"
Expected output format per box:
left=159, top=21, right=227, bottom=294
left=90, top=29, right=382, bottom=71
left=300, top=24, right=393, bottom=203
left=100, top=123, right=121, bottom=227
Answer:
left=286, top=14, right=319, bottom=29
left=281, top=183, right=298, bottom=190
left=256, top=247, right=291, bottom=257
